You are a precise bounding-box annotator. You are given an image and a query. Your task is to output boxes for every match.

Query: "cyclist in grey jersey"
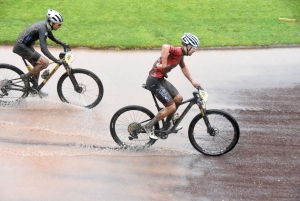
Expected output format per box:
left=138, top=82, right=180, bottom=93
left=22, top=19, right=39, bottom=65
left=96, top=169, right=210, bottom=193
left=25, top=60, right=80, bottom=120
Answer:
left=13, top=9, right=69, bottom=95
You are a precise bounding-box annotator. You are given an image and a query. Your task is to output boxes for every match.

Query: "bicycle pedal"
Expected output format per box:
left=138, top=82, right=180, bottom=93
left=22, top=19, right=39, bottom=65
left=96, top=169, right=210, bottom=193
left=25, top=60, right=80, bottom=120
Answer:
left=38, top=92, right=43, bottom=99
left=29, top=88, right=38, bottom=97
left=158, top=131, right=168, bottom=139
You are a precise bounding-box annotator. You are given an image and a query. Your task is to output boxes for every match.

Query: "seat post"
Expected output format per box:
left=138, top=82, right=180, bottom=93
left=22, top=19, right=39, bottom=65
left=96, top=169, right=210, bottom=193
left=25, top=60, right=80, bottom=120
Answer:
left=22, top=58, right=33, bottom=71
left=151, top=92, right=163, bottom=111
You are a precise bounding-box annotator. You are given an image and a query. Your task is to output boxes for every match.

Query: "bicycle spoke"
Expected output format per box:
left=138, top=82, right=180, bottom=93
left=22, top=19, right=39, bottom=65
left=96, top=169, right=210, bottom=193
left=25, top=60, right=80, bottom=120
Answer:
left=189, top=110, right=239, bottom=156
left=57, top=69, right=103, bottom=108
left=110, top=106, right=157, bottom=148
left=0, top=64, right=26, bottom=105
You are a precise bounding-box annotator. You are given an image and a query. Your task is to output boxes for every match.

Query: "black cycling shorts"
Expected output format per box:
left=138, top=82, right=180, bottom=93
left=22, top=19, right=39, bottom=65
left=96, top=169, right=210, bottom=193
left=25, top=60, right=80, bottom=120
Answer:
left=146, top=75, right=179, bottom=107
left=13, top=43, right=41, bottom=63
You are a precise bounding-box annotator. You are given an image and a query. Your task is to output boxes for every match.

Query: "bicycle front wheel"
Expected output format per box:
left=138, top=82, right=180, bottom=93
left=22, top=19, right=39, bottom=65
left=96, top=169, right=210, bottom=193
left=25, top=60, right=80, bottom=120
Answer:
left=188, top=109, right=240, bottom=156
left=57, top=68, right=103, bottom=108
left=0, top=64, right=27, bottom=106
left=110, top=105, right=159, bottom=149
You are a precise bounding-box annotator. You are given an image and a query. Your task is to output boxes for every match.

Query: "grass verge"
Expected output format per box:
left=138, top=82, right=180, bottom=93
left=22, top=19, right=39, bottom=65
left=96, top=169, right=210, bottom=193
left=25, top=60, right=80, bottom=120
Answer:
left=0, top=0, right=299, bottom=49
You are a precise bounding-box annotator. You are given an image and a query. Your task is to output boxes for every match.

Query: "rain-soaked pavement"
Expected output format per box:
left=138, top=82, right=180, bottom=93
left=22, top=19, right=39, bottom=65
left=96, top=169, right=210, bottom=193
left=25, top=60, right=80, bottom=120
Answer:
left=0, top=46, right=299, bottom=200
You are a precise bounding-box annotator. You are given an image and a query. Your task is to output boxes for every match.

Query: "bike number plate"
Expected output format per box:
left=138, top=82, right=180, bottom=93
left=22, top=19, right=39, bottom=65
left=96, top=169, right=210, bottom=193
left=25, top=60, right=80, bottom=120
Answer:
left=65, top=52, right=75, bottom=63
left=199, top=90, right=208, bottom=102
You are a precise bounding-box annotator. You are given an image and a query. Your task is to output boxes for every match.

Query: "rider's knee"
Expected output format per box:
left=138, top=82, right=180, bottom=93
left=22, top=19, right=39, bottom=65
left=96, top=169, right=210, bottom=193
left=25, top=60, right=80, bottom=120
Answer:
left=167, top=103, right=177, bottom=113
left=38, top=56, right=49, bottom=69
left=174, top=94, right=183, bottom=104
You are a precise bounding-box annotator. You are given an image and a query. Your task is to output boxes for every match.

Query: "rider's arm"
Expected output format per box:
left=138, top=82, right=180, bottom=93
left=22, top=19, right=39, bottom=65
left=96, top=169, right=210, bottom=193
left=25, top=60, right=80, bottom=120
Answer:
left=181, top=66, right=201, bottom=88
left=48, top=32, right=66, bottom=47
left=39, top=31, right=61, bottom=63
left=156, top=44, right=170, bottom=70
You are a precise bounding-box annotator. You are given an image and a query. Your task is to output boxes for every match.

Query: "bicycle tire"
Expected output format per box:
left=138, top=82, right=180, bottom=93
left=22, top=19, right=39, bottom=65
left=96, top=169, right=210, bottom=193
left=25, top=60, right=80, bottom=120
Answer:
left=0, top=64, right=28, bottom=106
left=57, top=68, right=103, bottom=108
left=188, top=109, right=240, bottom=156
left=110, top=105, right=159, bottom=149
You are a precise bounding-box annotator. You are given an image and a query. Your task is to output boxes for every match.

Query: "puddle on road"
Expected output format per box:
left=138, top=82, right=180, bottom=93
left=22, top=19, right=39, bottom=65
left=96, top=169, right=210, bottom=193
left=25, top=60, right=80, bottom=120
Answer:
left=1, top=47, right=300, bottom=200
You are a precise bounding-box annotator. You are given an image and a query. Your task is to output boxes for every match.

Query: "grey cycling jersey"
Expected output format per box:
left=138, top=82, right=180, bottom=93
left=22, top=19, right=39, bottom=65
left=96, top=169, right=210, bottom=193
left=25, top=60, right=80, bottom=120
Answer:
left=16, top=20, right=63, bottom=63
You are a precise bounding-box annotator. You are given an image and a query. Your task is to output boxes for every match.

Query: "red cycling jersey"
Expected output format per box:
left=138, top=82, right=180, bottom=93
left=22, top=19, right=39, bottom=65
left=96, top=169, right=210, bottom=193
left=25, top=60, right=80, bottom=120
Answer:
left=149, top=46, right=186, bottom=78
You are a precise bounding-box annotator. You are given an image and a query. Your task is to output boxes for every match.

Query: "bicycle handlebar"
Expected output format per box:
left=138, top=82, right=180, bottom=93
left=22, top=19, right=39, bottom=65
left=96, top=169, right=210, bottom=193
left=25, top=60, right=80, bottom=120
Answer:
left=64, top=46, right=71, bottom=53
left=196, top=86, right=204, bottom=91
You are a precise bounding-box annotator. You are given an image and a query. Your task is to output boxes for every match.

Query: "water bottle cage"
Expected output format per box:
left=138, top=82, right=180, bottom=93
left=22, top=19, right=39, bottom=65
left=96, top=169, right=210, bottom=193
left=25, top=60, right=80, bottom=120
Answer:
left=41, top=69, right=50, bottom=79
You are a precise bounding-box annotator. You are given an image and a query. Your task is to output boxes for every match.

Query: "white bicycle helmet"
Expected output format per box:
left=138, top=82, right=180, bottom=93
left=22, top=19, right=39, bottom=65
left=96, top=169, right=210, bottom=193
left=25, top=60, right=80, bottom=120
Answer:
left=46, top=9, right=63, bottom=24
left=181, top=33, right=200, bottom=48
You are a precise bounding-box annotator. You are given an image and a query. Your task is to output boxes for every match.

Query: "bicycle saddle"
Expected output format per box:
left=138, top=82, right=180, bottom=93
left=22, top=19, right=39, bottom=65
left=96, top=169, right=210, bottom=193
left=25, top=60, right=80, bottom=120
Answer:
left=142, top=84, right=148, bottom=90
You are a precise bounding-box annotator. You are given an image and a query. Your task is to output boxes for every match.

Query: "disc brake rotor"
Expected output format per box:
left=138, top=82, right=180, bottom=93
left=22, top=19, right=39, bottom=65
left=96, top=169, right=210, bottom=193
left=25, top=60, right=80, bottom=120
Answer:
left=78, top=84, right=86, bottom=93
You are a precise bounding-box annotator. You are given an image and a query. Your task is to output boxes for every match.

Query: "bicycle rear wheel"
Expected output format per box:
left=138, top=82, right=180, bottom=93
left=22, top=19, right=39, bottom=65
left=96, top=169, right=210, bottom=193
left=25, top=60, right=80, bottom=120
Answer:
left=110, top=105, right=159, bottom=149
left=188, top=109, right=240, bottom=156
left=0, top=64, right=28, bottom=106
left=57, top=68, right=103, bottom=108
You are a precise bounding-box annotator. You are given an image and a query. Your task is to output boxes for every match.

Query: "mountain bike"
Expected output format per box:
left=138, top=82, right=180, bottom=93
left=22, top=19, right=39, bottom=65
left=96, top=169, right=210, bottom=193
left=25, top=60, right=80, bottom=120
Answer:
left=0, top=47, right=103, bottom=108
left=110, top=84, right=240, bottom=156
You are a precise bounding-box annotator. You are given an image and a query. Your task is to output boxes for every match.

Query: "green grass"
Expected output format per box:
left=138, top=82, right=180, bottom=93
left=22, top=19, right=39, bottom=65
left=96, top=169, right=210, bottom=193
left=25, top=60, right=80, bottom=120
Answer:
left=0, top=0, right=299, bottom=49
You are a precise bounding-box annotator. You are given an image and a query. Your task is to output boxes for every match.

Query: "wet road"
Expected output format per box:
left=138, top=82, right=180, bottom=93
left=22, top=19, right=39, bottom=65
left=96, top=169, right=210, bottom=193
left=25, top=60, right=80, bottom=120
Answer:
left=0, top=46, right=299, bottom=200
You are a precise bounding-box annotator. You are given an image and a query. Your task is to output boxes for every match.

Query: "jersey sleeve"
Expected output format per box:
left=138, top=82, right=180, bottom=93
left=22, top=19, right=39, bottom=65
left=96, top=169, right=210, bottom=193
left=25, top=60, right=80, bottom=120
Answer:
left=168, top=45, right=175, bottom=54
left=48, top=31, right=63, bottom=45
left=39, top=28, right=60, bottom=63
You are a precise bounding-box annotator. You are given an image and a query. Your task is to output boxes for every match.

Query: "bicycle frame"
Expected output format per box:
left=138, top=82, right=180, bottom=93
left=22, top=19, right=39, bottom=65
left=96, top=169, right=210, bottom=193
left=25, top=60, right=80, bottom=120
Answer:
left=22, top=56, right=80, bottom=93
left=23, top=59, right=60, bottom=91
left=148, top=87, right=213, bottom=134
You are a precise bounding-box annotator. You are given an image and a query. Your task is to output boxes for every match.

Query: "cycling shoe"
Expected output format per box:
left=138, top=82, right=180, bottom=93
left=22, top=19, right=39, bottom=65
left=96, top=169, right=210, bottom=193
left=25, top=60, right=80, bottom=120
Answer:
left=38, top=90, right=48, bottom=98
left=20, top=74, right=30, bottom=89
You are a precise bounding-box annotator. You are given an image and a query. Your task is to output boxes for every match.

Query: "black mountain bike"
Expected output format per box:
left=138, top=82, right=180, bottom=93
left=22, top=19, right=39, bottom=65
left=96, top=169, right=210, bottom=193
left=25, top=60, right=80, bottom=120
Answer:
left=0, top=47, right=103, bottom=108
left=110, top=84, right=240, bottom=156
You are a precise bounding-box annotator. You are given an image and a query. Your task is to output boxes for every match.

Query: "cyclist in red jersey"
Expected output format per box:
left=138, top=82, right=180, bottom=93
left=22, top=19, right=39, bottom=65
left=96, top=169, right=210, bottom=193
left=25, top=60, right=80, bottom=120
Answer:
left=144, top=33, right=201, bottom=139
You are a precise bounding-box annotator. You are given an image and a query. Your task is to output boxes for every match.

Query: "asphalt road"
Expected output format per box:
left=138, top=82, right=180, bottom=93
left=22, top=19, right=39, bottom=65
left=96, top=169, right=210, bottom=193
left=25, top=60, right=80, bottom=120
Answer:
left=0, top=46, right=299, bottom=200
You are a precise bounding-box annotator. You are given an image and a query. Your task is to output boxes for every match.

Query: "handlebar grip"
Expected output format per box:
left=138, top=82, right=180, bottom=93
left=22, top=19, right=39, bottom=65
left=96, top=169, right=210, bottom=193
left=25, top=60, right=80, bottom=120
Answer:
left=63, top=43, right=71, bottom=52
left=64, top=47, right=71, bottom=52
left=197, top=86, right=204, bottom=91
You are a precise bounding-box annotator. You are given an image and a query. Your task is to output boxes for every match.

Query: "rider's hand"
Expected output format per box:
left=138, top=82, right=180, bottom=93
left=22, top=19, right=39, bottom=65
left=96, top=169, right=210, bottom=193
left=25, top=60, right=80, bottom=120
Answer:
left=156, top=63, right=162, bottom=68
left=156, top=63, right=164, bottom=71
left=156, top=63, right=168, bottom=78
left=193, top=82, right=201, bottom=89
left=62, top=43, right=71, bottom=52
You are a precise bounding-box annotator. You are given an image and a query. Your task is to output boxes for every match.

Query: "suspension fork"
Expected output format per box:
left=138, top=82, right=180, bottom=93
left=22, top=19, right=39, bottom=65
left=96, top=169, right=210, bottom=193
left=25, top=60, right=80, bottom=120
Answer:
left=63, top=64, right=81, bottom=92
left=198, top=104, right=214, bottom=135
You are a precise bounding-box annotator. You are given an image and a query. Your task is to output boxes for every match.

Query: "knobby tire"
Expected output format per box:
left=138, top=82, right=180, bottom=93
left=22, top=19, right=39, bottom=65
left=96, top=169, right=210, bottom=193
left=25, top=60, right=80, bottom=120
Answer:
left=110, top=105, right=159, bottom=149
left=57, top=68, right=103, bottom=108
left=188, top=109, right=240, bottom=156
left=0, top=64, right=28, bottom=106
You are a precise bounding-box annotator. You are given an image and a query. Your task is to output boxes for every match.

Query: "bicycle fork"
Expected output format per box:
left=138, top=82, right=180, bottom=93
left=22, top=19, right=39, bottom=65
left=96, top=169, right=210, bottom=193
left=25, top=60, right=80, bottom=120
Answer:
left=64, top=66, right=83, bottom=93
left=198, top=105, right=215, bottom=136
left=171, top=97, right=216, bottom=136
